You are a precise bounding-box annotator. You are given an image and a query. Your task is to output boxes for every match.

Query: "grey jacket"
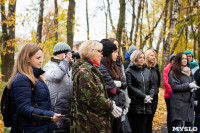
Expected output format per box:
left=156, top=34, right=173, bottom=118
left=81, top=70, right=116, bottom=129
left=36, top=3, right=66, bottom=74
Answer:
left=168, top=71, right=194, bottom=122
left=44, top=59, right=73, bottom=132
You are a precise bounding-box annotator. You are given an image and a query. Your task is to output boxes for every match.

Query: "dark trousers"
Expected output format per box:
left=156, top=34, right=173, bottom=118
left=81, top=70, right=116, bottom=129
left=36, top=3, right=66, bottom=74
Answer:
left=165, top=98, right=172, bottom=133
left=194, top=112, right=200, bottom=133
left=148, top=94, right=158, bottom=133
left=172, top=120, right=193, bottom=133
left=111, top=114, right=122, bottom=133
left=128, top=113, right=152, bottom=133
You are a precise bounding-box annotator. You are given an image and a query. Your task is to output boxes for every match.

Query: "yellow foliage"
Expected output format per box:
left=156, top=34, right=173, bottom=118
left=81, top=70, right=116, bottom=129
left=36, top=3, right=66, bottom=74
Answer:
left=153, top=88, right=167, bottom=131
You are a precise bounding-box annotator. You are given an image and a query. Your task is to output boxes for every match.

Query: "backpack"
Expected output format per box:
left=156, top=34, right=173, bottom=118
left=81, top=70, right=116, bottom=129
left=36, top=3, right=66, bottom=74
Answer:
left=1, top=83, right=35, bottom=127
left=1, top=86, right=13, bottom=127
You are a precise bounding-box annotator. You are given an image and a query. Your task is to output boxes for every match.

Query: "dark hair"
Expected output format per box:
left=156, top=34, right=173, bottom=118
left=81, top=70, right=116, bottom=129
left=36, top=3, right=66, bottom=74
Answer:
left=170, top=52, right=191, bottom=78
left=108, top=38, right=123, bottom=63
left=103, top=53, right=122, bottom=81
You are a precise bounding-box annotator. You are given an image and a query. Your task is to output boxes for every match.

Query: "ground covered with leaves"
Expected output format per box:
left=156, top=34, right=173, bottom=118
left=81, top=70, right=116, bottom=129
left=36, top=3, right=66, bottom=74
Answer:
left=152, top=88, right=168, bottom=132
left=0, top=82, right=167, bottom=133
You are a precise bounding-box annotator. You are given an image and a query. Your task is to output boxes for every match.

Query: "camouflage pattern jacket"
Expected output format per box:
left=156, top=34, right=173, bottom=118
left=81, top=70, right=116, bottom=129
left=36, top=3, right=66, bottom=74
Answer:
left=71, top=59, right=113, bottom=133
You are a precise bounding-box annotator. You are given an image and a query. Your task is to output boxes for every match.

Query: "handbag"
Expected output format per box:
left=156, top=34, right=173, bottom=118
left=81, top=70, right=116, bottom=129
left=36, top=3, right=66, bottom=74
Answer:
left=110, top=89, right=126, bottom=107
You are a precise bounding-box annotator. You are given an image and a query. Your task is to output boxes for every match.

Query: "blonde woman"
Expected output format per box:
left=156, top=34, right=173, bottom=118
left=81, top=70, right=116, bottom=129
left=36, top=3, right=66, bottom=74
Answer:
left=7, top=44, right=63, bottom=133
left=145, top=49, right=161, bottom=133
left=125, top=50, right=155, bottom=133
left=71, top=40, right=122, bottom=133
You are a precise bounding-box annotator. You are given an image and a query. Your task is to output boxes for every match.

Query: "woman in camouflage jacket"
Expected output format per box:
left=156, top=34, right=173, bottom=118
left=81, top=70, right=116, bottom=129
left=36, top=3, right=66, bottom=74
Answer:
left=71, top=40, right=122, bottom=133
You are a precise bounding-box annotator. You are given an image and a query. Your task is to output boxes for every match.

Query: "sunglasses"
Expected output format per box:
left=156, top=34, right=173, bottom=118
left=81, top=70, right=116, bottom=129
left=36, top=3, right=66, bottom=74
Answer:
left=92, top=49, right=103, bottom=53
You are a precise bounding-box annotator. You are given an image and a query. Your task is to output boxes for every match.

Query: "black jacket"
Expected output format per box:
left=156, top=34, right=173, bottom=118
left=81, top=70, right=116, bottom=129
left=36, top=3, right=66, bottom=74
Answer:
left=98, top=59, right=127, bottom=107
left=125, top=63, right=155, bottom=114
left=123, top=58, right=130, bottom=71
left=194, top=89, right=200, bottom=113
left=146, top=64, right=161, bottom=95
left=168, top=71, right=194, bottom=122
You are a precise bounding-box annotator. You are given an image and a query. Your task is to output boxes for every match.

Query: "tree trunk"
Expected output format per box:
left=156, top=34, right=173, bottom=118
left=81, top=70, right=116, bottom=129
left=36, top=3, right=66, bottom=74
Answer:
left=170, top=0, right=191, bottom=55
left=161, top=0, right=179, bottom=87
left=1, top=0, right=16, bottom=81
left=107, top=0, right=116, bottom=34
left=139, top=0, right=144, bottom=49
left=116, top=0, right=125, bottom=48
left=103, top=0, right=108, bottom=38
left=163, top=0, right=170, bottom=46
left=86, top=0, right=90, bottom=40
left=156, top=26, right=163, bottom=53
left=67, top=0, right=75, bottom=48
left=170, top=18, right=187, bottom=55
left=156, top=0, right=169, bottom=53
left=133, top=0, right=142, bottom=46
left=197, top=1, right=200, bottom=65
left=185, top=27, right=188, bottom=50
left=54, top=0, right=58, bottom=42
left=129, top=0, right=135, bottom=45
left=36, top=0, right=44, bottom=44
left=190, top=1, right=196, bottom=58
left=142, top=7, right=164, bottom=48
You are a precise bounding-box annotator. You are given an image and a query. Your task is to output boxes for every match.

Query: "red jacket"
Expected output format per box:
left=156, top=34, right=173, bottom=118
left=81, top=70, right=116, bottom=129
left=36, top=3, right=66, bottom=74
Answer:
left=163, top=63, right=172, bottom=99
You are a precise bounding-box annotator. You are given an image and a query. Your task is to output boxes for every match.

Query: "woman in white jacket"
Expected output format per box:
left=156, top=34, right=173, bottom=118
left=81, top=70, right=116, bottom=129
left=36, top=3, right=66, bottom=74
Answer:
left=44, top=42, right=73, bottom=133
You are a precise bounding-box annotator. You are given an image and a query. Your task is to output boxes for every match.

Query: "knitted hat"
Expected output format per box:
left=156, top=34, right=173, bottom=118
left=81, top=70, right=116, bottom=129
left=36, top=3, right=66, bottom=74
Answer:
left=169, top=54, right=176, bottom=62
left=53, top=42, right=71, bottom=55
left=100, top=39, right=117, bottom=57
left=128, top=45, right=138, bottom=55
left=184, top=50, right=193, bottom=57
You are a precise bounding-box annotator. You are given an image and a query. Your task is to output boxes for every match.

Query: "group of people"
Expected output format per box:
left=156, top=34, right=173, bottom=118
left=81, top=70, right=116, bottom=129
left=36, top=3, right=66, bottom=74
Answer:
left=7, top=39, right=200, bottom=133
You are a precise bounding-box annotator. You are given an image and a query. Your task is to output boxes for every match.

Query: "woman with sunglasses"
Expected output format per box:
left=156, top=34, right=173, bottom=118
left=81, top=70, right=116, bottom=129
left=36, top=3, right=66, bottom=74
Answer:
left=71, top=40, right=122, bottom=132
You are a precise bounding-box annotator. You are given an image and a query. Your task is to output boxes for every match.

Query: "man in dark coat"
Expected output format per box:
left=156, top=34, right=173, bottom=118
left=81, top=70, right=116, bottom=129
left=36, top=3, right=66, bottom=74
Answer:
left=123, top=45, right=138, bottom=70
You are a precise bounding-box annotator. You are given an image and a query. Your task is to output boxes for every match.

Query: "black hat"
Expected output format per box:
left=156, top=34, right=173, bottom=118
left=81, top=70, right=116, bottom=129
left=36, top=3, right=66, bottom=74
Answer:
left=194, top=69, right=200, bottom=86
left=100, top=39, right=117, bottom=57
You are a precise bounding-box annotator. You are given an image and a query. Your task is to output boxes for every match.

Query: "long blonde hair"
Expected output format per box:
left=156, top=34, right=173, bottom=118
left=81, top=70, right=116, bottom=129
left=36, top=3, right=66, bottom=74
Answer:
left=7, top=44, right=42, bottom=89
left=145, top=49, right=157, bottom=67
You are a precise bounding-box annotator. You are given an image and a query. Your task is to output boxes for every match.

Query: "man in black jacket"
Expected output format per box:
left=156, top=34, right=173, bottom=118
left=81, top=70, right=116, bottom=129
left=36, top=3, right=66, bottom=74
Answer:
left=124, top=45, right=138, bottom=70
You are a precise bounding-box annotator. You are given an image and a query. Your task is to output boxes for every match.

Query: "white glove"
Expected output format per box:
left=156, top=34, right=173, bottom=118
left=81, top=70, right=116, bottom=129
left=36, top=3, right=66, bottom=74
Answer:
left=194, top=101, right=198, bottom=106
left=114, top=80, right=121, bottom=87
left=123, top=108, right=129, bottom=115
left=111, top=101, right=122, bottom=118
left=144, top=95, right=153, bottom=103
left=128, top=98, right=131, bottom=104
left=189, top=81, right=200, bottom=89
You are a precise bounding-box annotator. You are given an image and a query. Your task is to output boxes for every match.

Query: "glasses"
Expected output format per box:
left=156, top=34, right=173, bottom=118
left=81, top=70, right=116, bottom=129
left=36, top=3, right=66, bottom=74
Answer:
left=92, top=49, right=103, bottom=53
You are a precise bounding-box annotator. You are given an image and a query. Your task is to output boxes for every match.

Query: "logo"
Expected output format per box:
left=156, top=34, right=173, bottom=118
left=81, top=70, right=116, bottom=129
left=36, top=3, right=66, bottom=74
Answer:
left=172, top=127, right=198, bottom=132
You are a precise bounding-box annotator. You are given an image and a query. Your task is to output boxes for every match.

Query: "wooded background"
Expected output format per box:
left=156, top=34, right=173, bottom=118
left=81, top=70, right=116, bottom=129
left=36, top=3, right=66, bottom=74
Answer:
left=1, top=0, right=200, bottom=86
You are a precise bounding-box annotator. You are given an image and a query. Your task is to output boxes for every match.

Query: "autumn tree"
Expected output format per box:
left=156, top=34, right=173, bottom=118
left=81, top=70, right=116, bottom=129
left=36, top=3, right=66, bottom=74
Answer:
left=129, top=0, right=135, bottom=45
left=67, top=0, right=75, bottom=48
left=36, top=0, right=44, bottom=44
left=54, top=0, right=58, bottom=42
left=0, top=0, right=16, bottom=81
left=86, top=0, right=90, bottom=40
left=116, top=0, right=126, bottom=48
left=161, top=0, right=180, bottom=86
